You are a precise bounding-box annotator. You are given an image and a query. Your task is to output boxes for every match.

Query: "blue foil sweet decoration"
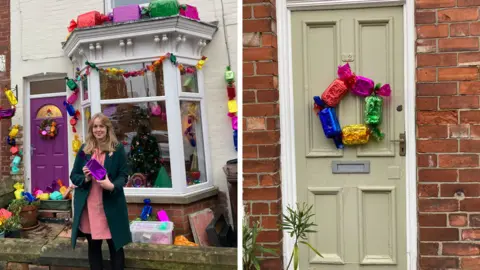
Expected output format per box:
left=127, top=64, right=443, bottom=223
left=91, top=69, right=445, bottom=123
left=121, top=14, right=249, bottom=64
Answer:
left=140, top=198, right=152, bottom=221
left=319, top=108, right=341, bottom=138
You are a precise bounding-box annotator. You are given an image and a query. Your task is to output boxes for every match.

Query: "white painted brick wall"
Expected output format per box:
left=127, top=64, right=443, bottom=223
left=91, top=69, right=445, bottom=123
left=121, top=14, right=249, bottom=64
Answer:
left=11, top=0, right=237, bottom=211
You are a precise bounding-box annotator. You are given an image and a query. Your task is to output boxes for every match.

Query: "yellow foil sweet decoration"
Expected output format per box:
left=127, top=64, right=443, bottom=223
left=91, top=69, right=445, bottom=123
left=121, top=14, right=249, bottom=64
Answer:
left=9, top=125, right=19, bottom=139
left=342, top=124, right=370, bottom=145
left=72, top=134, right=82, bottom=155
left=38, top=193, right=50, bottom=201
left=227, top=100, right=237, bottom=113
left=5, top=88, right=18, bottom=106
left=13, top=182, right=24, bottom=200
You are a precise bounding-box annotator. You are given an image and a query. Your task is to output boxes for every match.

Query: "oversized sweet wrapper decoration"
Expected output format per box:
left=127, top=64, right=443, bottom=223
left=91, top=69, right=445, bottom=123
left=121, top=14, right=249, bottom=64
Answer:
left=64, top=101, right=76, bottom=116
left=50, top=191, right=63, bottom=201
left=38, top=193, right=50, bottom=201
left=9, top=125, right=19, bottom=139
left=140, top=199, right=153, bottom=221
left=147, top=0, right=180, bottom=18
left=351, top=76, right=374, bottom=97
left=227, top=86, right=236, bottom=100
left=13, top=182, right=24, bottom=200
left=365, top=83, right=391, bottom=141
left=111, top=4, right=141, bottom=23
left=228, top=100, right=237, bottom=113
left=67, top=90, right=79, bottom=104
left=342, top=124, right=370, bottom=145
left=4, top=88, right=17, bottom=106
left=321, top=63, right=357, bottom=107
left=179, top=4, right=200, bottom=21
left=86, top=158, right=107, bottom=180
left=65, top=77, right=78, bottom=90
left=318, top=107, right=343, bottom=149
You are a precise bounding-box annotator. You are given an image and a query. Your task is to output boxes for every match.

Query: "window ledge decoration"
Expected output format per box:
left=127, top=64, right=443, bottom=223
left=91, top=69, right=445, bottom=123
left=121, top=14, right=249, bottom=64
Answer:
left=62, top=15, right=217, bottom=64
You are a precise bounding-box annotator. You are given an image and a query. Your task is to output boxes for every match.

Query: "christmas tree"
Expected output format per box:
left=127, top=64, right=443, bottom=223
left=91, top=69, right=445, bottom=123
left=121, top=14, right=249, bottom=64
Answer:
left=128, top=106, right=162, bottom=187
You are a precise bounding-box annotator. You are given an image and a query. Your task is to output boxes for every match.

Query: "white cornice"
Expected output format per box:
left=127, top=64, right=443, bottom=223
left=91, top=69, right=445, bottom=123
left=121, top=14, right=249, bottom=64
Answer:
left=62, top=16, right=218, bottom=59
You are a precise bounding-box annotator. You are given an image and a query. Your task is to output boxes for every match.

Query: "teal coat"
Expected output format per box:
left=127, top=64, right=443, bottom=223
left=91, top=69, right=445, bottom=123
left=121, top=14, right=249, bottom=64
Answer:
left=70, top=144, right=132, bottom=251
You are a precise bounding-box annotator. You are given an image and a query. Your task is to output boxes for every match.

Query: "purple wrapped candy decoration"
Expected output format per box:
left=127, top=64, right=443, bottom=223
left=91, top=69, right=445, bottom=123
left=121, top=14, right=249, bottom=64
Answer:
left=351, top=76, right=374, bottom=97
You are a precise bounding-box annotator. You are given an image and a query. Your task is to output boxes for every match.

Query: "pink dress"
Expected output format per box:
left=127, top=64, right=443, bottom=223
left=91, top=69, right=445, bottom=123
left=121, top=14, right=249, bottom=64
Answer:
left=79, top=149, right=112, bottom=240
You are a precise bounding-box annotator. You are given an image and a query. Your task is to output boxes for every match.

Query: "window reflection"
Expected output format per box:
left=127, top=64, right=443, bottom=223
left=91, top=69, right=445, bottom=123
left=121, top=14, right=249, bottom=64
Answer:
left=100, top=63, right=164, bottom=100
left=101, top=102, right=171, bottom=188
left=180, top=101, right=206, bottom=185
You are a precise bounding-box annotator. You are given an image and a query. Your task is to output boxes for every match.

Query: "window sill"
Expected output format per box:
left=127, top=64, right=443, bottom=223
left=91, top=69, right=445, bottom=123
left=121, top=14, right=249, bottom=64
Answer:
left=124, top=185, right=218, bottom=204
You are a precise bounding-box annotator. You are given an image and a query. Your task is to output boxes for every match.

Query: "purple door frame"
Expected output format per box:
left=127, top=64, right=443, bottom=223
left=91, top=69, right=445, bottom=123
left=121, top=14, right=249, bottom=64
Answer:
left=30, top=96, right=69, bottom=190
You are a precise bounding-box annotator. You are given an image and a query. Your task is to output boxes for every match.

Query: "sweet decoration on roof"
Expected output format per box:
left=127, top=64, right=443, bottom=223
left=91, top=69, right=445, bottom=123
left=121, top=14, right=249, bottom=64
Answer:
left=146, top=0, right=180, bottom=18
left=179, top=5, right=200, bottom=21
left=313, top=63, right=392, bottom=148
left=110, top=4, right=141, bottom=23
left=68, top=11, right=110, bottom=33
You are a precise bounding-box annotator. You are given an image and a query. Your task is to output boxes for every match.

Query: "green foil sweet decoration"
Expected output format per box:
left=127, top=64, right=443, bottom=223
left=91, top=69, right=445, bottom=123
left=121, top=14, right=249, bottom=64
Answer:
left=365, top=95, right=383, bottom=125
left=370, top=126, right=385, bottom=142
left=148, top=0, right=179, bottom=18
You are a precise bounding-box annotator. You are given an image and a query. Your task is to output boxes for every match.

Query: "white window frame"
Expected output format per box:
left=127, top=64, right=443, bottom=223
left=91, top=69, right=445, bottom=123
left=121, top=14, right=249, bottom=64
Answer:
left=83, top=56, right=213, bottom=197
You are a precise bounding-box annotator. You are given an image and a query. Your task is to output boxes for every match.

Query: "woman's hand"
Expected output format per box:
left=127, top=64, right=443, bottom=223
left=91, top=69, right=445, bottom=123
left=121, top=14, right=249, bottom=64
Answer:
left=97, top=175, right=114, bottom=191
left=82, top=166, right=91, bottom=182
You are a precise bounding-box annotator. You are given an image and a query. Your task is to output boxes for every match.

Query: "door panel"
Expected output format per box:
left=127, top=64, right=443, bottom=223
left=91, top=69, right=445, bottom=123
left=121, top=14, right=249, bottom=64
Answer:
left=291, top=6, right=405, bottom=270
left=30, top=96, right=69, bottom=190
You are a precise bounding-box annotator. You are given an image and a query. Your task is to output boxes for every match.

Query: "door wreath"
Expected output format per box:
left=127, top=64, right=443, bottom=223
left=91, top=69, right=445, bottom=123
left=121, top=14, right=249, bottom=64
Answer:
left=38, top=119, right=58, bottom=139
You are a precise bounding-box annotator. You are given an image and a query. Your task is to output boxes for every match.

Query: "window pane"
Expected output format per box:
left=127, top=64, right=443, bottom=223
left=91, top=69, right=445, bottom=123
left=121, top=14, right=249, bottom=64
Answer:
left=180, top=66, right=199, bottom=93
left=81, top=74, right=89, bottom=101
left=100, top=63, right=164, bottom=100
left=82, top=106, right=91, bottom=139
left=113, top=0, right=149, bottom=8
left=30, top=79, right=65, bottom=95
left=101, top=101, right=171, bottom=188
left=180, top=101, right=206, bottom=186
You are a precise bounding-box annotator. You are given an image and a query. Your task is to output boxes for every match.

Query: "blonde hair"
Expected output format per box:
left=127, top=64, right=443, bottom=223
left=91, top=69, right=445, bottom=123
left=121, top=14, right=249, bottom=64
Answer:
left=83, top=113, right=118, bottom=154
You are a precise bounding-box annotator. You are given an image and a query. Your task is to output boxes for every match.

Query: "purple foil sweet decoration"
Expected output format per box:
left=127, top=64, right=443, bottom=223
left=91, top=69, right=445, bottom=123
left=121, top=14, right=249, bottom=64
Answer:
left=86, top=158, right=107, bottom=180
left=112, top=5, right=141, bottom=23
left=0, top=108, right=15, bottom=119
left=351, top=76, right=374, bottom=97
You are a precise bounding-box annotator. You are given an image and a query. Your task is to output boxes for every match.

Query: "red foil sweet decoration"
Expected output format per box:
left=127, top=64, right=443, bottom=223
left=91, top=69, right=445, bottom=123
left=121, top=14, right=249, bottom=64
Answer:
left=321, top=63, right=357, bottom=107
left=76, top=11, right=110, bottom=29
left=321, top=79, right=348, bottom=107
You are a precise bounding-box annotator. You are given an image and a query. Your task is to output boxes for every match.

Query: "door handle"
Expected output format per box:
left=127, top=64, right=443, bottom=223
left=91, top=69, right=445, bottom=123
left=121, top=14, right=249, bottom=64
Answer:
left=31, top=144, right=36, bottom=156
left=390, top=132, right=406, bottom=156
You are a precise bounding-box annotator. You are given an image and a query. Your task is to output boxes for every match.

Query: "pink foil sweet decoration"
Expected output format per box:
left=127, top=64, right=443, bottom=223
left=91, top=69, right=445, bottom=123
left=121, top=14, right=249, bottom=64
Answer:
left=231, top=116, right=238, bottom=130
left=377, top=83, right=392, bottom=97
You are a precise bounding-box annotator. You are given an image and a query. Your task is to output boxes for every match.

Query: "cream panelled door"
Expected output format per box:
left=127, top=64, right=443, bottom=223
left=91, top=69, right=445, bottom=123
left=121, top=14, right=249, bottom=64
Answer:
left=291, top=6, right=406, bottom=270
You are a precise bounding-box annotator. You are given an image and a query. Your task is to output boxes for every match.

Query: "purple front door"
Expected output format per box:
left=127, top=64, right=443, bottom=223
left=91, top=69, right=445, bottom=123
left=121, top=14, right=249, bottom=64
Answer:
left=30, top=96, right=69, bottom=190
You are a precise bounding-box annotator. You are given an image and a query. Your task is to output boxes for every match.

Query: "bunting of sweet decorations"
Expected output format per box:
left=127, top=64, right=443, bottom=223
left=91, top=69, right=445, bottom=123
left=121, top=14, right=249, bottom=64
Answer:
left=64, top=53, right=207, bottom=155
left=313, top=63, right=391, bottom=149
left=225, top=66, right=237, bottom=151
left=0, top=86, right=22, bottom=175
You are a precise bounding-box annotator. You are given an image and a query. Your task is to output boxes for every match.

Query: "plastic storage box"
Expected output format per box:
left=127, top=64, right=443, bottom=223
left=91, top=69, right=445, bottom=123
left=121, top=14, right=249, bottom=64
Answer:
left=130, top=221, right=174, bottom=245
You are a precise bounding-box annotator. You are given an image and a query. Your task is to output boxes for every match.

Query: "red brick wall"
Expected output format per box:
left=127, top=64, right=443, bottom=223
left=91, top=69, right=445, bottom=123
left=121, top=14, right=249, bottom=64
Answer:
left=0, top=0, right=11, bottom=177
left=127, top=195, right=219, bottom=240
left=243, top=0, right=283, bottom=268
left=416, top=0, right=480, bottom=268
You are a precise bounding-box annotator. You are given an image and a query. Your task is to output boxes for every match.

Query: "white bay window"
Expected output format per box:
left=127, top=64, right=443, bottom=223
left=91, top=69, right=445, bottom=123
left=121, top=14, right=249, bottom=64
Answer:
left=63, top=17, right=217, bottom=199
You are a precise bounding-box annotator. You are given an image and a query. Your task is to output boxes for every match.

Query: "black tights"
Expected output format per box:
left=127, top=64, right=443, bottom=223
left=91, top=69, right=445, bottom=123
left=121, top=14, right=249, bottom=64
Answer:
left=85, top=234, right=125, bottom=270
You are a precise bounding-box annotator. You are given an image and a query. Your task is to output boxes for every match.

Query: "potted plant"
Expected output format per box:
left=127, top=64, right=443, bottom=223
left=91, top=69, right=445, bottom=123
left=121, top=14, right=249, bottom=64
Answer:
left=0, top=208, right=20, bottom=238
left=8, top=198, right=40, bottom=229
